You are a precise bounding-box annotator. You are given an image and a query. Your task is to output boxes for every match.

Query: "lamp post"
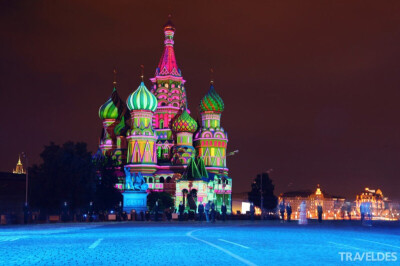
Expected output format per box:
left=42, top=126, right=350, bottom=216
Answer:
left=219, top=169, right=226, bottom=205
left=219, top=149, right=238, bottom=211
left=21, top=152, right=28, bottom=207
left=260, top=173, right=263, bottom=217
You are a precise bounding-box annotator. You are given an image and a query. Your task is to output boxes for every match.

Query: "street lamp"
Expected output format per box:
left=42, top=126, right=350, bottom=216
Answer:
left=218, top=149, right=238, bottom=209
left=227, top=150, right=239, bottom=157
left=21, top=152, right=28, bottom=207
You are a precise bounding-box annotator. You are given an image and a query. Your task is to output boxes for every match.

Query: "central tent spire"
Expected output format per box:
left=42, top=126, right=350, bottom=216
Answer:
left=156, top=15, right=181, bottom=77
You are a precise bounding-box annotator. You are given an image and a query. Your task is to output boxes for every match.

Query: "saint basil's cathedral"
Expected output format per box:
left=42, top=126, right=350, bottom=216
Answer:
left=97, top=17, right=232, bottom=213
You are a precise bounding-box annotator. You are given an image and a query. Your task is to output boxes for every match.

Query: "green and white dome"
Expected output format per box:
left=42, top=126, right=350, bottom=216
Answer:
left=99, top=88, right=122, bottom=120
left=127, top=81, right=158, bottom=112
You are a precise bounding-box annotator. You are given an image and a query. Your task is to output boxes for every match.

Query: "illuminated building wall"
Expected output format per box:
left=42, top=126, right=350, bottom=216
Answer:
left=97, top=17, right=232, bottom=213
left=279, top=185, right=345, bottom=220
left=355, top=187, right=387, bottom=218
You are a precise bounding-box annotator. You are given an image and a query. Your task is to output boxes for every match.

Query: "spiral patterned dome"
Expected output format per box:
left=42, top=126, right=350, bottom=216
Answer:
left=127, top=81, right=158, bottom=112
left=172, top=109, right=198, bottom=133
left=199, top=83, right=224, bottom=113
left=99, top=88, right=123, bottom=120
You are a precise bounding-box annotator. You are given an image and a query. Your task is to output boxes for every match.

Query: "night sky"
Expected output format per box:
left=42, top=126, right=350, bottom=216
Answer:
left=1, top=1, right=400, bottom=200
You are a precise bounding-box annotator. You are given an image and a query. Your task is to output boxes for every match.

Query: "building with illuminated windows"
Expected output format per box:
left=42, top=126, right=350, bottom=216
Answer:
left=279, top=185, right=345, bottom=220
left=355, top=188, right=389, bottom=218
left=96, top=17, right=232, bottom=213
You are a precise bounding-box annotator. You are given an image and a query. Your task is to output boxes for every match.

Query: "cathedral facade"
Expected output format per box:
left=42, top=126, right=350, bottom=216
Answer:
left=97, top=18, right=232, bottom=213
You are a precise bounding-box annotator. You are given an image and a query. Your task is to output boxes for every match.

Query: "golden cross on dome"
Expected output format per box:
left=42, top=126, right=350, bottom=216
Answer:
left=113, top=68, right=117, bottom=87
left=140, top=65, right=144, bottom=81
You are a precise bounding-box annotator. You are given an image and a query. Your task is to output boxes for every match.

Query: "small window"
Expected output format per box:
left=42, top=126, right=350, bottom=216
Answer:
left=159, top=177, right=165, bottom=183
left=149, top=177, right=153, bottom=183
left=166, top=177, right=172, bottom=183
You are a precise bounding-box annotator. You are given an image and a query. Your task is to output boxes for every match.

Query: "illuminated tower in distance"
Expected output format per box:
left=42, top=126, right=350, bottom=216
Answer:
left=13, top=155, right=26, bottom=174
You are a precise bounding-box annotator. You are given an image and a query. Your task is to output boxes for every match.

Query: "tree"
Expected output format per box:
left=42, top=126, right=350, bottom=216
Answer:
left=147, top=192, right=174, bottom=211
left=248, top=172, right=278, bottom=211
left=92, top=155, right=122, bottom=212
left=30, top=142, right=96, bottom=214
left=30, top=142, right=122, bottom=215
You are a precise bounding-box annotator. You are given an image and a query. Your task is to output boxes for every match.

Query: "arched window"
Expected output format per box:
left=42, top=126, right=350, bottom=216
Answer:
left=157, top=146, right=162, bottom=159
left=163, top=147, right=169, bottom=158
left=166, top=176, right=172, bottom=183
left=159, top=176, right=165, bottom=183
left=149, top=177, right=153, bottom=183
left=159, top=119, right=164, bottom=128
left=144, top=177, right=147, bottom=183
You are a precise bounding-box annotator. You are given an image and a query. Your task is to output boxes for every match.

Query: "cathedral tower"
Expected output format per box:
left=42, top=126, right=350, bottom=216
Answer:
left=194, top=81, right=228, bottom=175
left=125, top=79, right=158, bottom=175
left=150, top=16, right=188, bottom=162
left=98, top=70, right=129, bottom=163
left=171, top=109, right=198, bottom=165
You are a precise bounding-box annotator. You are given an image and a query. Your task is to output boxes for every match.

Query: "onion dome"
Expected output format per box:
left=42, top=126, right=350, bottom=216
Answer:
left=99, top=88, right=123, bottom=120
left=127, top=82, right=158, bottom=112
left=199, top=82, right=224, bottom=113
left=172, top=109, right=198, bottom=133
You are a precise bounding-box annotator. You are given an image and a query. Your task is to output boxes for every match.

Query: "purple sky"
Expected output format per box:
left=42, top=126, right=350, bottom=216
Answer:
left=1, top=1, right=400, bottom=200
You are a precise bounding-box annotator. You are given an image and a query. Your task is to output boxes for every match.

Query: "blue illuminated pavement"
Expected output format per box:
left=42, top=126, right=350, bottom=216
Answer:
left=0, top=220, right=399, bottom=265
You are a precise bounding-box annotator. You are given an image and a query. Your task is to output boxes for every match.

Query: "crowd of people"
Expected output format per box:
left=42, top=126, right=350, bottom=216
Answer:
left=7, top=199, right=376, bottom=225
left=275, top=200, right=373, bottom=226
left=167, top=200, right=228, bottom=223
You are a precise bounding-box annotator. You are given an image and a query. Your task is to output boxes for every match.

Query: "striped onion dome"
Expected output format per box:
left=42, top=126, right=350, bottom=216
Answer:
left=127, top=81, right=158, bottom=112
left=99, top=88, right=123, bottom=119
left=199, top=82, right=224, bottom=113
left=172, top=109, right=198, bottom=133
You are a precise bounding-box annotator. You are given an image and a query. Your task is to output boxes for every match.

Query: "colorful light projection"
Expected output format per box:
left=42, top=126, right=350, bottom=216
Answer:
left=97, top=16, right=232, bottom=213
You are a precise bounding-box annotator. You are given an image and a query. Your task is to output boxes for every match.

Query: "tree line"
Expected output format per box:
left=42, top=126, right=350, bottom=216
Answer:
left=29, top=142, right=122, bottom=215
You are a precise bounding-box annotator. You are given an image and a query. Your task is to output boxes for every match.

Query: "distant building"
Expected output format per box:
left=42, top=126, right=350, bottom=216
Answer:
left=231, top=192, right=248, bottom=215
left=0, top=172, right=26, bottom=223
left=279, top=185, right=345, bottom=219
left=355, top=188, right=390, bottom=218
left=12, top=155, right=26, bottom=174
